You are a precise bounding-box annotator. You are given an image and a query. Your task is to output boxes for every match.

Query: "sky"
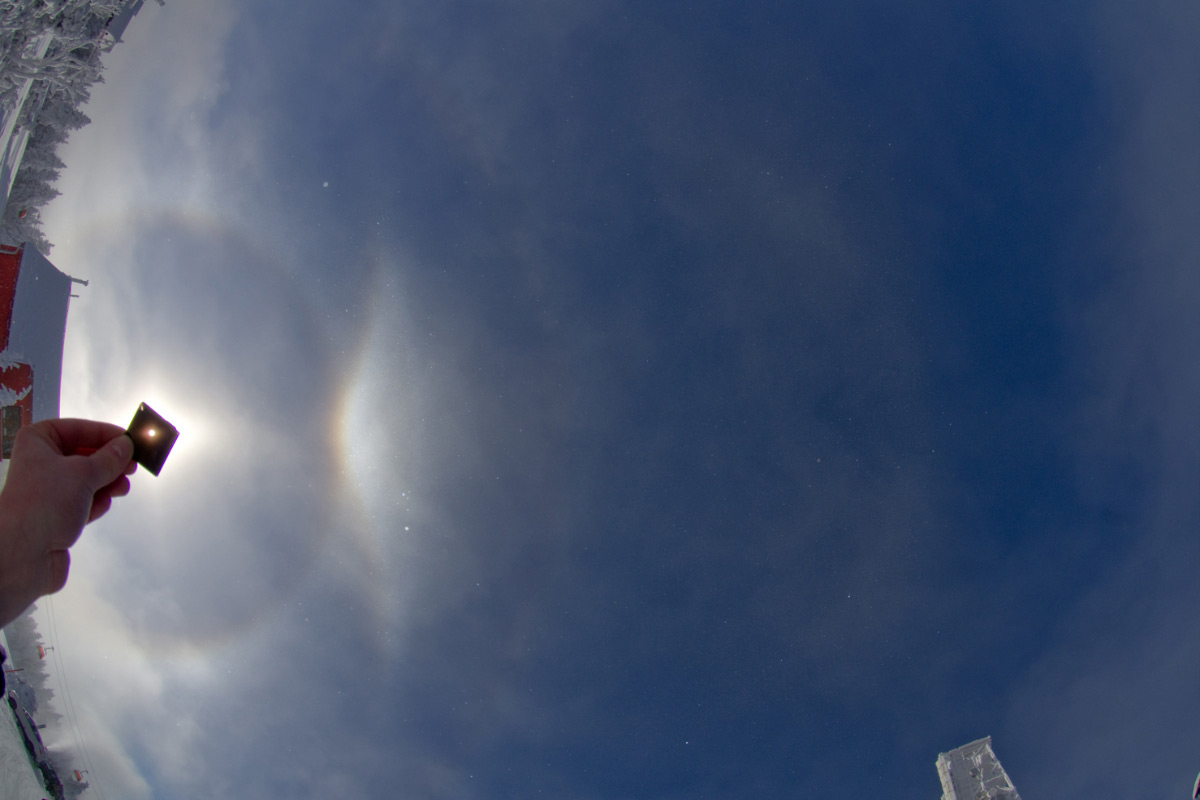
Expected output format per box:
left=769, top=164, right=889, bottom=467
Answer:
left=24, top=0, right=1200, bottom=798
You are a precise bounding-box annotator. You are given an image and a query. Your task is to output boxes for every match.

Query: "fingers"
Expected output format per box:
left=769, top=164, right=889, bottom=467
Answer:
left=87, top=494, right=114, bottom=524
left=35, top=418, right=128, bottom=455
left=84, top=434, right=134, bottom=492
left=105, top=474, right=132, bottom=498
left=75, top=444, right=138, bottom=474
left=88, top=475, right=130, bottom=523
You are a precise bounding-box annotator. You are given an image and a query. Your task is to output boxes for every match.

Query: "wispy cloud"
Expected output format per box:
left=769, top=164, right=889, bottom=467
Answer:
left=1001, top=3, right=1200, bottom=798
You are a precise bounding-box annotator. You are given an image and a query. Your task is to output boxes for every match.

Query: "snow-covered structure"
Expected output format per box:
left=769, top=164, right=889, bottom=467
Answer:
left=936, top=736, right=1022, bottom=800
left=0, top=244, right=78, bottom=456
left=100, top=0, right=165, bottom=51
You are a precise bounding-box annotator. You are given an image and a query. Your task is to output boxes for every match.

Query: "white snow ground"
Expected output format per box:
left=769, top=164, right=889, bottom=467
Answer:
left=0, top=707, right=45, bottom=800
left=0, top=633, right=46, bottom=800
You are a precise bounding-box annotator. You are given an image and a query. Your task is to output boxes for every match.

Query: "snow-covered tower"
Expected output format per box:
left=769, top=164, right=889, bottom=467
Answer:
left=0, top=244, right=77, bottom=456
left=100, top=0, right=166, bottom=51
left=936, top=737, right=1022, bottom=800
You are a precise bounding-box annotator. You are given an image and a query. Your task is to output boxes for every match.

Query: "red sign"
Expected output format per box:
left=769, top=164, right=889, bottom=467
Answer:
left=0, top=245, right=22, bottom=353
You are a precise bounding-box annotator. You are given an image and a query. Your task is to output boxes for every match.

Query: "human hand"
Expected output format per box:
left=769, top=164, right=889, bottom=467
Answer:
left=0, top=419, right=136, bottom=627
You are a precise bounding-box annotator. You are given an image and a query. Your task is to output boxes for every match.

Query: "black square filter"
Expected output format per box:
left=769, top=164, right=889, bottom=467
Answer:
left=126, top=403, right=179, bottom=476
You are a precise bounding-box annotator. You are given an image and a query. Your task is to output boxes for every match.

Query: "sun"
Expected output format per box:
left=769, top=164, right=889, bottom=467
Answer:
left=100, top=380, right=218, bottom=478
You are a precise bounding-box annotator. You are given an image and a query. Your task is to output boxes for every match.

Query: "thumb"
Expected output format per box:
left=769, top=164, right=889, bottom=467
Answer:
left=87, top=434, right=134, bottom=490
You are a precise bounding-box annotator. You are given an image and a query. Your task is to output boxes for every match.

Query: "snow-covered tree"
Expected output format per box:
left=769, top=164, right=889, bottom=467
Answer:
left=30, top=117, right=71, bottom=144
left=38, top=93, right=91, bottom=130
left=13, top=163, right=60, bottom=188
left=0, top=167, right=56, bottom=252
left=0, top=205, right=53, bottom=252
left=19, top=141, right=65, bottom=172
left=8, top=170, right=60, bottom=207
left=0, top=0, right=138, bottom=251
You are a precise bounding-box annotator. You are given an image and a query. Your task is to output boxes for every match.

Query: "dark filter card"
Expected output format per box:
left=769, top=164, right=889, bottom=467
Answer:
left=126, top=403, right=179, bottom=476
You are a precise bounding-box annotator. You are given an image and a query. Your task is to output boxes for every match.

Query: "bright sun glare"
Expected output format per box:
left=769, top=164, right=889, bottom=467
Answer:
left=109, top=382, right=217, bottom=473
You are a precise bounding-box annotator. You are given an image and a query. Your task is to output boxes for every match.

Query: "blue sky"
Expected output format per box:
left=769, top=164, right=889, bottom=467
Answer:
left=30, top=1, right=1200, bottom=798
